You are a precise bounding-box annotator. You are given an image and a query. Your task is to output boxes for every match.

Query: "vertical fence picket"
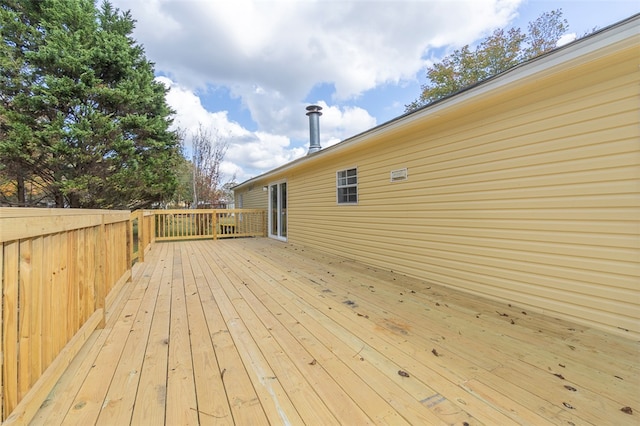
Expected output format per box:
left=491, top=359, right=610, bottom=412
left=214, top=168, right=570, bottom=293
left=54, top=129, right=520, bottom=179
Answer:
left=18, top=240, right=32, bottom=401
left=2, top=241, right=19, bottom=416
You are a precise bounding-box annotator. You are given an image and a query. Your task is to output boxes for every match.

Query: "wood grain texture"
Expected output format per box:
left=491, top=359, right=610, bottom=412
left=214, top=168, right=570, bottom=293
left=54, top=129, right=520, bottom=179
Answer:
left=33, top=239, right=639, bottom=426
left=0, top=209, right=133, bottom=421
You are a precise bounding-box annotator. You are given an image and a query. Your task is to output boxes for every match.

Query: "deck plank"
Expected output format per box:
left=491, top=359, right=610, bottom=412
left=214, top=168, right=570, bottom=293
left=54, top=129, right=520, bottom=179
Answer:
left=244, top=238, right=640, bottom=425
left=209, top=244, right=379, bottom=425
left=180, top=243, right=234, bottom=425
left=251, top=252, right=549, bottom=424
left=195, top=243, right=305, bottom=425
left=59, top=281, right=148, bottom=424
left=95, top=242, right=167, bottom=425
left=187, top=245, right=269, bottom=425
left=32, top=238, right=639, bottom=426
left=129, top=243, right=173, bottom=425
left=30, top=254, right=149, bottom=426
left=165, top=245, right=200, bottom=425
left=222, top=240, right=490, bottom=425
left=202, top=241, right=376, bottom=425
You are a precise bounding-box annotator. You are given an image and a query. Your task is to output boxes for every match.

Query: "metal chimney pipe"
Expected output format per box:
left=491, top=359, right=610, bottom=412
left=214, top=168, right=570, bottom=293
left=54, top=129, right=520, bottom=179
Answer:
left=306, top=105, right=322, bottom=154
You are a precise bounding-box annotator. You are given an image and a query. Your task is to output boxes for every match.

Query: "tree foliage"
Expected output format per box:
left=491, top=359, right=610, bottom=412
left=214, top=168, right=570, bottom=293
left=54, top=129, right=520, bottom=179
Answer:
left=0, top=0, right=181, bottom=208
left=191, top=125, right=231, bottom=208
left=166, top=126, right=234, bottom=209
left=406, top=9, right=569, bottom=112
left=170, top=131, right=195, bottom=208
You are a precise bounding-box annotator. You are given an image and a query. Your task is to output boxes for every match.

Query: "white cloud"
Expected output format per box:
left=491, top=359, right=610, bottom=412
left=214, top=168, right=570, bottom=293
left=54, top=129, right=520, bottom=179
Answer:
left=117, top=1, right=521, bottom=100
left=114, top=0, right=524, bottom=100
left=112, top=0, right=526, bottom=178
left=158, top=77, right=375, bottom=181
left=556, top=33, right=577, bottom=47
left=314, top=101, right=377, bottom=148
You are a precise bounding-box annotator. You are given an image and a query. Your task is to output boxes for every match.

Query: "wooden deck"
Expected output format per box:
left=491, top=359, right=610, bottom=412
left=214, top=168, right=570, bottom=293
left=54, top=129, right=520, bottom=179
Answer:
left=31, top=238, right=638, bottom=425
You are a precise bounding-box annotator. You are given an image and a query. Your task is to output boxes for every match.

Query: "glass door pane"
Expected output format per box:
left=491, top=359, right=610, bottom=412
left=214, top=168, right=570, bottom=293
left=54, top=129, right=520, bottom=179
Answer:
left=269, top=181, right=287, bottom=240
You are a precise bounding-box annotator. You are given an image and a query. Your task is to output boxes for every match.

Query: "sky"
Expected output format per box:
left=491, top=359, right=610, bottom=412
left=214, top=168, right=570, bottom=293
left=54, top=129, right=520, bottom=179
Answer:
left=108, top=0, right=638, bottom=184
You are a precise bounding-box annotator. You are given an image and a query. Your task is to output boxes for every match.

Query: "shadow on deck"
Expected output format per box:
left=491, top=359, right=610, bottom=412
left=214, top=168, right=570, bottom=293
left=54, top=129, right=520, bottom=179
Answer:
left=32, top=238, right=638, bottom=425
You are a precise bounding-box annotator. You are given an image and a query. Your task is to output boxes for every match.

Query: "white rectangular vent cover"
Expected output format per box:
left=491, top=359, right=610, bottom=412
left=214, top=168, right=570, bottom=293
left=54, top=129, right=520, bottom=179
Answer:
left=390, top=168, right=408, bottom=182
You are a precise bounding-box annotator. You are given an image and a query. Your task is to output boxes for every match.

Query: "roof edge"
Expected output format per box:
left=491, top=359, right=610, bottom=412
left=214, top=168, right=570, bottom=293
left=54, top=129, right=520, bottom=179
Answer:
left=234, top=13, right=639, bottom=191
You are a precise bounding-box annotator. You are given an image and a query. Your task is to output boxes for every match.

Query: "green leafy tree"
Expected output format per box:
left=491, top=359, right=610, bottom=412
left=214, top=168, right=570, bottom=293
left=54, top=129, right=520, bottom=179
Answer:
left=0, top=0, right=181, bottom=208
left=406, top=9, right=569, bottom=112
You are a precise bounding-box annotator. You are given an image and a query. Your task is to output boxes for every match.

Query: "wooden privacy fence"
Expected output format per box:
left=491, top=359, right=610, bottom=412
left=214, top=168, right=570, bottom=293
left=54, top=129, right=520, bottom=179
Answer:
left=0, top=207, right=266, bottom=423
left=154, top=209, right=267, bottom=241
left=0, top=208, right=131, bottom=423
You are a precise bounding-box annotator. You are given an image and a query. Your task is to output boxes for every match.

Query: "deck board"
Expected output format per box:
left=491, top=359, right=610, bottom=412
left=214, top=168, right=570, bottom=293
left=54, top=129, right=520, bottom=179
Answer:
left=32, top=238, right=639, bottom=425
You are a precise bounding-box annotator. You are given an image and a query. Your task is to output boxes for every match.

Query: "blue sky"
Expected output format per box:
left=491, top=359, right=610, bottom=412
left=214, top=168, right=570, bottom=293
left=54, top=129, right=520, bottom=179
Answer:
left=109, top=0, right=638, bottom=183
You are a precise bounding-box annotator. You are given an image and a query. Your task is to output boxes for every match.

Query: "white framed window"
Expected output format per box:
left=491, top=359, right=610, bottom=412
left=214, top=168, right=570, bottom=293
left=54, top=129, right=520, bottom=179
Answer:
left=337, top=168, right=358, bottom=204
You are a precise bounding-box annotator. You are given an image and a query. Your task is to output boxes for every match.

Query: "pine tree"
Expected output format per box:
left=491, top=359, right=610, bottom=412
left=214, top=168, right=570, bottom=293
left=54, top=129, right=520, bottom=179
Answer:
left=0, top=0, right=181, bottom=208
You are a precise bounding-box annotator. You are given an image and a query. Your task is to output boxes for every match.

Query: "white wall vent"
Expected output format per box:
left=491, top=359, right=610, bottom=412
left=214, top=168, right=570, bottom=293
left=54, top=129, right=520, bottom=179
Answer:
left=390, top=168, right=408, bottom=182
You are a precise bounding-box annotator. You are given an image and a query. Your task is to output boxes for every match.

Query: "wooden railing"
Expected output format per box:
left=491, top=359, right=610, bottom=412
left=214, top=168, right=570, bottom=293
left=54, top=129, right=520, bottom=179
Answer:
left=0, top=208, right=131, bottom=424
left=154, top=209, right=266, bottom=241
left=0, top=207, right=266, bottom=423
left=130, top=210, right=155, bottom=263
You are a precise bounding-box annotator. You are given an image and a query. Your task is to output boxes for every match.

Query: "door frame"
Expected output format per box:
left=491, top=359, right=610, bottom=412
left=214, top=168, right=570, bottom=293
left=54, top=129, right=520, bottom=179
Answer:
left=268, top=180, right=287, bottom=241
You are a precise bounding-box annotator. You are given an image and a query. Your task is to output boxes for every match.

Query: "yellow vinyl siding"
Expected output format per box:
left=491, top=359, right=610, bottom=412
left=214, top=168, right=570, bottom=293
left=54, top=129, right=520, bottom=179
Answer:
left=237, top=186, right=268, bottom=209
left=284, top=44, right=639, bottom=338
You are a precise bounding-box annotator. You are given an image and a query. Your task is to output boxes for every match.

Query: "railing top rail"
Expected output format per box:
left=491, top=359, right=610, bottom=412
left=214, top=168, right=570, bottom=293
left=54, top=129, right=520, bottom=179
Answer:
left=0, top=207, right=130, bottom=219
left=217, top=209, right=265, bottom=213
left=0, top=209, right=130, bottom=243
left=152, top=209, right=265, bottom=214
left=153, top=209, right=216, bottom=214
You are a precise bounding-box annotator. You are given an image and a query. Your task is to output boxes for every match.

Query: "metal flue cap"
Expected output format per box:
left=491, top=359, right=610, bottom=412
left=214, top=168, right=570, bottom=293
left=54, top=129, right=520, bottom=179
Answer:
left=306, top=105, right=323, bottom=115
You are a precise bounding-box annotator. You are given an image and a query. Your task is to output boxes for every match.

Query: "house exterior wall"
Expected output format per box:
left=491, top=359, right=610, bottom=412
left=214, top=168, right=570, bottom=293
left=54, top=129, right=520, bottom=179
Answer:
left=236, top=183, right=269, bottom=209
left=282, top=42, right=639, bottom=338
left=233, top=23, right=639, bottom=338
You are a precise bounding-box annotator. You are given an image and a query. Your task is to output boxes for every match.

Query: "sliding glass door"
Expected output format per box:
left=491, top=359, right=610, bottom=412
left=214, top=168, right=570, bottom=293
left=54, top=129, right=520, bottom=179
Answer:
left=269, top=181, right=287, bottom=241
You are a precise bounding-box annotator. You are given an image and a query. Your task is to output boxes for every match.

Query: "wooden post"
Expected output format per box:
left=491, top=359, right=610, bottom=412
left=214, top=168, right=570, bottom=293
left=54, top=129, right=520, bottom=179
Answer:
left=234, top=210, right=239, bottom=236
left=212, top=211, right=218, bottom=240
left=127, top=212, right=133, bottom=267
left=263, top=210, right=267, bottom=237
left=95, top=216, right=107, bottom=329
left=137, top=210, right=144, bottom=263
left=150, top=211, right=156, bottom=244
